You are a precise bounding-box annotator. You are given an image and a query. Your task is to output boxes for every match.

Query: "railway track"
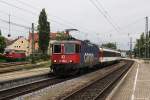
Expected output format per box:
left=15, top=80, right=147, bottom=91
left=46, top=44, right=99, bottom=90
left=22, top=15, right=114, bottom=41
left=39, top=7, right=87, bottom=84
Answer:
left=0, top=73, right=61, bottom=100
left=0, top=62, right=49, bottom=74
left=0, top=60, right=132, bottom=100
left=62, top=60, right=133, bottom=100
left=0, top=62, right=29, bottom=68
left=0, top=72, right=50, bottom=90
left=0, top=71, right=83, bottom=100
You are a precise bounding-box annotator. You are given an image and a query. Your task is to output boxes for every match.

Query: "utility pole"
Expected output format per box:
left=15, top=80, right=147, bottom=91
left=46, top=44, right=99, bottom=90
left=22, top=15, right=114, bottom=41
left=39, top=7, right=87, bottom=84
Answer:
left=145, top=16, right=148, bottom=58
left=130, top=37, right=132, bottom=58
left=8, top=14, right=11, bottom=37
left=9, top=14, right=10, bottom=35
left=138, top=40, right=141, bottom=58
left=31, top=23, right=35, bottom=63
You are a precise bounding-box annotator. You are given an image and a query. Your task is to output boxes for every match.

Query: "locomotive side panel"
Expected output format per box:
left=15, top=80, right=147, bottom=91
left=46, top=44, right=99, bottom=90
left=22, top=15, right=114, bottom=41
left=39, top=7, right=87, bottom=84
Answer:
left=80, top=42, right=99, bottom=68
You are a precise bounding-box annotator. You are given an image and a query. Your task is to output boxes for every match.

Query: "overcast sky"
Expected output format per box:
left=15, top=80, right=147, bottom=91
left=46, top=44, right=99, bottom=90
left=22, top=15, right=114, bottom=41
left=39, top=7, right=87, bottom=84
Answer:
left=0, top=0, right=149, bottom=50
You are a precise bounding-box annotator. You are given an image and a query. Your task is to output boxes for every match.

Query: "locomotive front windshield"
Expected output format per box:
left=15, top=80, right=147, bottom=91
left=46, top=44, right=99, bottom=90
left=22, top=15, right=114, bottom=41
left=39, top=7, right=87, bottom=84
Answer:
left=64, top=43, right=75, bottom=54
left=53, top=43, right=80, bottom=54
left=53, top=44, right=61, bottom=53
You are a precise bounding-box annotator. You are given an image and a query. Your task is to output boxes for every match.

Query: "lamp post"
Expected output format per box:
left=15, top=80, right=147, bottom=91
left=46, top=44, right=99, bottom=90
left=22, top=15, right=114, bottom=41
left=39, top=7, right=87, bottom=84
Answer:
left=31, top=23, right=35, bottom=63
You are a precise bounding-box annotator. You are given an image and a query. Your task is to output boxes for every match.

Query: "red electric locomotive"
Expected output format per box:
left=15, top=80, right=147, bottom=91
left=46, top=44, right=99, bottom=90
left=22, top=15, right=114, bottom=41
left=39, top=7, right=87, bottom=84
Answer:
left=51, top=40, right=100, bottom=75
left=4, top=50, right=26, bottom=62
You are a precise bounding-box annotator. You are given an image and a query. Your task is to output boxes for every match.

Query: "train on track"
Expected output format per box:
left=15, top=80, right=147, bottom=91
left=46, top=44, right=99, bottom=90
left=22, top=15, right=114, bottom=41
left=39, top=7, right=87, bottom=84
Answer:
left=4, top=50, right=26, bottom=62
left=51, top=39, right=121, bottom=75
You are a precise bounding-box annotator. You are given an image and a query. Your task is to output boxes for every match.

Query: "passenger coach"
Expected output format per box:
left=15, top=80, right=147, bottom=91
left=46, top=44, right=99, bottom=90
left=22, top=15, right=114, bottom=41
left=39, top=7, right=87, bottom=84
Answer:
left=99, top=48, right=121, bottom=64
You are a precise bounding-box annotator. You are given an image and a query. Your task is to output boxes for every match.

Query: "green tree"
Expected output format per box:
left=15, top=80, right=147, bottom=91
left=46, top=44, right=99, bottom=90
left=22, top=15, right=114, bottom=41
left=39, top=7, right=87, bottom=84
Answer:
left=148, top=31, right=150, bottom=58
left=0, top=35, right=6, bottom=53
left=145, top=33, right=149, bottom=58
left=56, top=32, right=70, bottom=40
left=140, top=33, right=145, bottom=58
left=134, top=39, right=140, bottom=57
left=133, top=32, right=150, bottom=58
left=38, top=8, right=50, bottom=54
left=0, top=29, right=2, bottom=36
left=101, top=42, right=117, bottom=49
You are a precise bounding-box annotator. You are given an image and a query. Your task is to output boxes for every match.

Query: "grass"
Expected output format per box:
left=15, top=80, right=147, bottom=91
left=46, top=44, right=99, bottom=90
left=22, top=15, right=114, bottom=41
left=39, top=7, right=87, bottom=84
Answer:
left=0, top=59, right=6, bottom=62
left=0, top=60, right=51, bottom=74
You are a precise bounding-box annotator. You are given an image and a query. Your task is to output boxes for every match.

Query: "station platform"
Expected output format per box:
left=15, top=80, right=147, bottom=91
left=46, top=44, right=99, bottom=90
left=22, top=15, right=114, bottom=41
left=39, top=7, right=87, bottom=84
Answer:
left=0, top=68, right=50, bottom=82
left=108, top=60, right=150, bottom=100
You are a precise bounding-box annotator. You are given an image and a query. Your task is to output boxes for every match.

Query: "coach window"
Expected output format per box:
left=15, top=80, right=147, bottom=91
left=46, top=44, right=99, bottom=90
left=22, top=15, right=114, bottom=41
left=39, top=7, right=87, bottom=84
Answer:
left=75, top=44, right=80, bottom=53
left=53, top=44, right=61, bottom=53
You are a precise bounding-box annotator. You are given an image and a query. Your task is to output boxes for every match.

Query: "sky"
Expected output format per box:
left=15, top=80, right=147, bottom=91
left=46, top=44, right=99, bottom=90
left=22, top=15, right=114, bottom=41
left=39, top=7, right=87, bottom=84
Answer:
left=0, top=0, right=150, bottom=50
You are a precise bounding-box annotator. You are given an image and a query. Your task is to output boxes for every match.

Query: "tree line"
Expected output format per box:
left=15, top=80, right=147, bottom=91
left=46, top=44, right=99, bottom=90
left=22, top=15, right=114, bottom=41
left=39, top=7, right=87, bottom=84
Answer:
left=0, top=30, right=6, bottom=53
left=134, top=31, right=150, bottom=58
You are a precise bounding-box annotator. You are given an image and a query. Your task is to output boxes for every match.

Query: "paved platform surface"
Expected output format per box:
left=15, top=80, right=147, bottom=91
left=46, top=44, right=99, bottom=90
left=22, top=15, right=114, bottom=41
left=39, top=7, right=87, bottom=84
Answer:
left=0, top=68, right=50, bottom=82
left=111, top=60, right=150, bottom=100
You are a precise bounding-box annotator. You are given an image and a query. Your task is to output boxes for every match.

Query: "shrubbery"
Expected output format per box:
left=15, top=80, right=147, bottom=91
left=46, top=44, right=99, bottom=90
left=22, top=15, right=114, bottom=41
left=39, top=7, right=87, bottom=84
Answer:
left=28, top=53, right=50, bottom=63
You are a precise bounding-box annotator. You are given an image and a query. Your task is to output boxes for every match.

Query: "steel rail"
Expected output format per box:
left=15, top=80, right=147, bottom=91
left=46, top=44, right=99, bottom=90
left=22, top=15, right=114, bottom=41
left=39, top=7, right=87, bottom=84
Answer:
left=62, top=60, right=133, bottom=100
left=93, top=61, right=133, bottom=100
left=0, top=73, right=51, bottom=90
left=0, top=75, right=58, bottom=100
left=0, top=62, right=29, bottom=68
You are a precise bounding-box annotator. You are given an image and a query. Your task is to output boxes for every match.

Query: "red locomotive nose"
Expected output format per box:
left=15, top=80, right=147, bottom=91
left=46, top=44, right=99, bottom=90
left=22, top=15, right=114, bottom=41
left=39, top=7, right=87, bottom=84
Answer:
left=52, top=54, right=80, bottom=64
left=61, top=55, right=65, bottom=59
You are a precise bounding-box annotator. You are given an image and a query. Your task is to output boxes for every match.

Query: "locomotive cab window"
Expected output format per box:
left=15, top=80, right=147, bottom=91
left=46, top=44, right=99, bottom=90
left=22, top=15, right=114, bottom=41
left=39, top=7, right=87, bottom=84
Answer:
left=75, top=44, right=80, bottom=53
left=53, top=44, right=61, bottom=53
left=64, top=43, right=75, bottom=54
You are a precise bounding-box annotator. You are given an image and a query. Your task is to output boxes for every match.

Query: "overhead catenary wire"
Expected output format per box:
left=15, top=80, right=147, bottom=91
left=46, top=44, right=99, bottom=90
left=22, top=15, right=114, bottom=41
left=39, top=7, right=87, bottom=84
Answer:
left=0, top=0, right=101, bottom=41
left=89, top=0, right=120, bottom=33
left=0, top=25, right=28, bottom=32
left=0, top=0, right=78, bottom=34
left=103, top=17, right=144, bottom=34
left=14, top=0, right=97, bottom=34
left=0, top=9, right=35, bottom=26
left=14, top=0, right=38, bottom=11
left=6, top=0, right=89, bottom=32
left=95, top=0, right=120, bottom=30
left=0, top=1, right=145, bottom=39
left=0, top=0, right=73, bottom=29
left=0, top=17, right=31, bottom=29
left=14, top=0, right=99, bottom=37
left=0, top=0, right=36, bottom=15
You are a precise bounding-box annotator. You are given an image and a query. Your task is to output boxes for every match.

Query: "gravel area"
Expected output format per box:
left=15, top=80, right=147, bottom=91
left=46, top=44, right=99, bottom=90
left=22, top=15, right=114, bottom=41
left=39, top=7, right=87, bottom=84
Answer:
left=14, top=62, right=125, bottom=100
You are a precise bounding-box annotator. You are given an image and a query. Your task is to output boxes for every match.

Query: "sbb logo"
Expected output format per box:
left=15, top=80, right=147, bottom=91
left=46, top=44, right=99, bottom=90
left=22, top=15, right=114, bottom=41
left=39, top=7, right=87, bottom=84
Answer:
left=84, top=53, right=94, bottom=63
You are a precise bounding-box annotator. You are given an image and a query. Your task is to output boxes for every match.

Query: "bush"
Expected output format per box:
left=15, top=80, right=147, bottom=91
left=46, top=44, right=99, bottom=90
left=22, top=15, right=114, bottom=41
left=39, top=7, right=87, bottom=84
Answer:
left=28, top=53, right=50, bottom=63
left=0, top=54, right=6, bottom=62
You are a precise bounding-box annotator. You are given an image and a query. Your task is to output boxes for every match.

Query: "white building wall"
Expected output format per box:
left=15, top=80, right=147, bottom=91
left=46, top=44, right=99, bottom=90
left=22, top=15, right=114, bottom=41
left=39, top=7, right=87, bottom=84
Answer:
left=5, top=37, right=30, bottom=56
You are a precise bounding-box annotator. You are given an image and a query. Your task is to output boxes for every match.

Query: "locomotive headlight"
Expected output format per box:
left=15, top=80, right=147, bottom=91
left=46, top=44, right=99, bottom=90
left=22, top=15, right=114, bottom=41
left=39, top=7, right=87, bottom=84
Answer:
left=69, top=60, right=73, bottom=63
left=54, top=60, right=57, bottom=62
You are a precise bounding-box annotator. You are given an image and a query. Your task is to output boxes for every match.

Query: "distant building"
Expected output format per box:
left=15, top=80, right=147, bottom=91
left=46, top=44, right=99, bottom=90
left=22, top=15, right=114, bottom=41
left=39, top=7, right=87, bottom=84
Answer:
left=5, top=37, right=29, bottom=56
left=4, top=37, right=17, bottom=46
left=28, top=32, right=58, bottom=55
left=28, top=33, right=39, bottom=54
left=120, top=50, right=127, bottom=57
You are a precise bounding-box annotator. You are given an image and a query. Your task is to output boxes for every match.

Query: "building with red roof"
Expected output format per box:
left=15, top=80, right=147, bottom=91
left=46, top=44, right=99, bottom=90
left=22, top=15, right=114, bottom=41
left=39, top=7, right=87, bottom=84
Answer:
left=28, top=32, right=58, bottom=54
